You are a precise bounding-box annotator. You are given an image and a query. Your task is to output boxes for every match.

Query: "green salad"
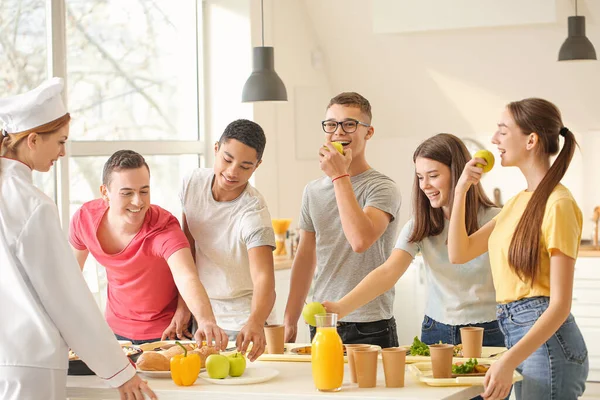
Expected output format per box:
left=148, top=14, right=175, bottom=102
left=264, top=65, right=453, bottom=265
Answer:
left=452, top=358, right=478, bottom=374
left=409, top=336, right=431, bottom=356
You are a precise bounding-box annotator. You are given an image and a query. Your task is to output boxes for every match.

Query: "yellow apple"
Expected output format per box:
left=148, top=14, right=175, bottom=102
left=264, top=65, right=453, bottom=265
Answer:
left=473, top=150, right=494, bottom=173
left=322, top=142, right=344, bottom=155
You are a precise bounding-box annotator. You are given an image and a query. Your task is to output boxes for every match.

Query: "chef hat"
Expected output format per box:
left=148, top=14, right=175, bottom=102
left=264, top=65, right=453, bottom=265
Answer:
left=0, top=77, right=67, bottom=136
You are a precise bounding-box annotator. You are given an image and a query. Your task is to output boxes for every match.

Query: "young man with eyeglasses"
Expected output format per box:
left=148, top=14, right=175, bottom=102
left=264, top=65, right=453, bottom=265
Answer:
left=283, top=92, right=401, bottom=348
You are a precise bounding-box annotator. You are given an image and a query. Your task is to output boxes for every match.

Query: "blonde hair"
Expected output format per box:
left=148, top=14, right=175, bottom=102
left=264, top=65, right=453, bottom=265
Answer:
left=1, top=113, right=71, bottom=156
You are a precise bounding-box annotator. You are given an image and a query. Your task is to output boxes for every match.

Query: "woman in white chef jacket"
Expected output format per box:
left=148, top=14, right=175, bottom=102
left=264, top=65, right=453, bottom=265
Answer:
left=0, top=78, right=157, bottom=400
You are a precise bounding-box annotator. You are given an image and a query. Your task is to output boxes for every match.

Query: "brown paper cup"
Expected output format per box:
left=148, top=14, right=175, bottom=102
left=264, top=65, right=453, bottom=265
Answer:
left=460, top=327, right=484, bottom=358
left=264, top=324, right=285, bottom=354
left=429, top=344, right=454, bottom=378
left=381, top=347, right=407, bottom=388
left=352, top=347, right=379, bottom=388
left=345, top=344, right=371, bottom=383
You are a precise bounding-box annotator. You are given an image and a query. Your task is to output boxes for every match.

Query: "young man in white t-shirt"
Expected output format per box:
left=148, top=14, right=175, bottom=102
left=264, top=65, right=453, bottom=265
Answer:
left=180, top=119, right=276, bottom=361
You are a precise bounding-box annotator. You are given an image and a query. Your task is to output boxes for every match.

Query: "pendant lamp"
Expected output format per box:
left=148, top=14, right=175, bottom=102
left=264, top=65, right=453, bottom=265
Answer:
left=242, top=0, right=288, bottom=102
left=558, top=0, right=597, bottom=61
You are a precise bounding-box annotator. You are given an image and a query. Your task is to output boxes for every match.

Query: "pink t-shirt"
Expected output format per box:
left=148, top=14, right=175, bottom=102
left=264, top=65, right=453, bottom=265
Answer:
left=69, top=199, right=190, bottom=340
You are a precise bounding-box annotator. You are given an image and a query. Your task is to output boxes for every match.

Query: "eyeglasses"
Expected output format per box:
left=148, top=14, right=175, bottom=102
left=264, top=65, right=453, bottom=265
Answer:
left=321, top=119, right=370, bottom=134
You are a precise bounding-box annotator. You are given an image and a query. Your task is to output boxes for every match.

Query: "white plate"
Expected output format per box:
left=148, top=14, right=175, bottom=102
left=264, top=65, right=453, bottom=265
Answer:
left=136, top=370, right=172, bottom=379
left=136, top=368, right=205, bottom=379
left=198, top=367, right=279, bottom=385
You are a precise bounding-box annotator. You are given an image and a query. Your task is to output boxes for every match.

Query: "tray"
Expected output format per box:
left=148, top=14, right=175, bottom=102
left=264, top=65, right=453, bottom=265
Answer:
left=408, top=361, right=523, bottom=387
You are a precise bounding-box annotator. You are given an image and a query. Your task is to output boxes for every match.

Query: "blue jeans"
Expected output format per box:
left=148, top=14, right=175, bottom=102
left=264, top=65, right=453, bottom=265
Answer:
left=420, top=315, right=506, bottom=347
left=309, top=317, right=399, bottom=348
left=497, top=296, right=588, bottom=400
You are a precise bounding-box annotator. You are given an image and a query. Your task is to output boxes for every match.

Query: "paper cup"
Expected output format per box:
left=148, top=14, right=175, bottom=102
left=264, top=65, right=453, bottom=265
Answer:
left=352, top=347, right=379, bottom=388
left=345, top=344, right=371, bottom=383
left=264, top=324, right=285, bottom=354
left=460, top=327, right=484, bottom=358
left=381, top=347, right=407, bottom=388
left=429, top=344, right=454, bottom=378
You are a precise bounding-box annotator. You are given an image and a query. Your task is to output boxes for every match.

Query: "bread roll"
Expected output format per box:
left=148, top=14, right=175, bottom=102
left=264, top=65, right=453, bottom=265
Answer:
left=136, top=351, right=170, bottom=371
left=189, top=346, right=219, bottom=368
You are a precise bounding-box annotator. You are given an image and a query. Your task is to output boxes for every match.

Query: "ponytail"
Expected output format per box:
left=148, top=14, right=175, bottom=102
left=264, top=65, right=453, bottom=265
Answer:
left=507, top=102, right=577, bottom=285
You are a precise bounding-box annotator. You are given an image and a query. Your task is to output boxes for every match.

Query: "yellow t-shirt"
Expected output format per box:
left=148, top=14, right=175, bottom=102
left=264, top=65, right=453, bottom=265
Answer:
left=489, top=184, right=582, bottom=303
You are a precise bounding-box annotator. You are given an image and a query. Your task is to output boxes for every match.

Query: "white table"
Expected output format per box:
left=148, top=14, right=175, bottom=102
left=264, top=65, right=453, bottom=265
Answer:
left=67, top=360, right=483, bottom=400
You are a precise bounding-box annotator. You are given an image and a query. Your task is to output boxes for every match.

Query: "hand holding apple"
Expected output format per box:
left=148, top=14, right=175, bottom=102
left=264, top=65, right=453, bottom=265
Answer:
left=473, top=150, right=494, bottom=173
left=319, top=142, right=351, bottom=179
left=302, top=302, right=326, bottom=327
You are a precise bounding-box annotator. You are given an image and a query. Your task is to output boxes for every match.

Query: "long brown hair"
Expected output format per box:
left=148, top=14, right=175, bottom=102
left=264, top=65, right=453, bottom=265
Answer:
left=409, top=133, right=495, bottom=242
left=506, top=98, right=576, bottom=285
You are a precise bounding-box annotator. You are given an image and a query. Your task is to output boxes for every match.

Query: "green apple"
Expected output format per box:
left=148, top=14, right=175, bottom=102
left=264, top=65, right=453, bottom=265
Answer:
left=302, top=302, right=326, bottom=327
left=206, top=354, right=230, bottom=379
left=473, top=149, right=495, bottom=173
left=322, top=142, right=345, bottom=155
left=227, top=352, right=247, bottom=377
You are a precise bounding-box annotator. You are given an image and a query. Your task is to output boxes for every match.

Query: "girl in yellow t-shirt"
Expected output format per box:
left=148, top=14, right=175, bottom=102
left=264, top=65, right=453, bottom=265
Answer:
left=448, top=98, right=588, bottom=400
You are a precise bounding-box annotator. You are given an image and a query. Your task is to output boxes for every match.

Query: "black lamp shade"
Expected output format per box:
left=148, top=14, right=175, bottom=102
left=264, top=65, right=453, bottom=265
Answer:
left=558, top=16, right=597, bottom=61
left=242, top=47, right=288, bottom=102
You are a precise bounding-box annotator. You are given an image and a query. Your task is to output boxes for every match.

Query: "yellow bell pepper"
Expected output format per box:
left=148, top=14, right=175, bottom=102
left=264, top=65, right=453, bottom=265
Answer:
left=170, top=341, right=201, bottom=386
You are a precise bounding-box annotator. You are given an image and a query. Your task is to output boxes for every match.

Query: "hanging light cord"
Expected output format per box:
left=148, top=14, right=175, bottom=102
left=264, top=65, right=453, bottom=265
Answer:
left=575, top=0, right=578, bottom=16
left=261, top=0, right=265, bottom=46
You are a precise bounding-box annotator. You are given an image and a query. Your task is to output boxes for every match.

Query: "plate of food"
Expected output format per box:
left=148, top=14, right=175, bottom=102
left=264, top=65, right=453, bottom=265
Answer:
left=289, top=344, right=349, bottom=355
left=408, top=361, right=523, bottom=387
left=68, top=346, right=143, bottom=376
left=134, top=344, right=217, bottom=378
left=451, top=358, right=490, bottom=377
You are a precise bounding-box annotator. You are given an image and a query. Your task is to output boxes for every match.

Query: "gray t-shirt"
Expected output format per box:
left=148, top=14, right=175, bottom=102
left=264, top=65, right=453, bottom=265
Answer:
left=395, top=207, right=500, bottom=325
left=299, top=169, right=401, bottom=323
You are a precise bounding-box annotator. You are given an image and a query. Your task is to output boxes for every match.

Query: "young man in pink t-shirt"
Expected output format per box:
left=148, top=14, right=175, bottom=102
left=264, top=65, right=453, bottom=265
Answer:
left=70, top=150, right=227, bottom=347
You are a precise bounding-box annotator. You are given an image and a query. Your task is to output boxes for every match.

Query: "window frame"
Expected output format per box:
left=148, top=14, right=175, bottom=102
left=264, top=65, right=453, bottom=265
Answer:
left=47, top=0, right=209, bottom=230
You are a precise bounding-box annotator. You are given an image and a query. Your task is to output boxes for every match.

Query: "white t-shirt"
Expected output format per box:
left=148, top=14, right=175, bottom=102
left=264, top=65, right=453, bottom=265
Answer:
left=395, top=206, right=500, bottom=325
left=180, top=168, right=276, bottom=331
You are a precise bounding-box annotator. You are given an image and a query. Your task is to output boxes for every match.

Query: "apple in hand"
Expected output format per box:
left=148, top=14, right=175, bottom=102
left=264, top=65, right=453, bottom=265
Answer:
left=206, top=354, right=230, bottom=379
left=322, top=142, right=344, bottom=155
left=227, top=352, right=247, bottom=377
left=302, top=302, right=326, bottom=327
left=473, top=149, right=494, bottom=173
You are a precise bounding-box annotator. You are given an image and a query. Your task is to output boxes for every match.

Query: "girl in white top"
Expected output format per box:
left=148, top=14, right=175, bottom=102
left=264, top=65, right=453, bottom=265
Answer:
left=0, top=78, right=155, bottom=400
left=324, top=133, right=504, bottom=348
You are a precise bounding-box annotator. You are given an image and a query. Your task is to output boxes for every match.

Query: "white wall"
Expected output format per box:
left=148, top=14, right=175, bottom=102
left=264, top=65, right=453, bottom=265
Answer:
left=252, top=0, right=600, bottom=239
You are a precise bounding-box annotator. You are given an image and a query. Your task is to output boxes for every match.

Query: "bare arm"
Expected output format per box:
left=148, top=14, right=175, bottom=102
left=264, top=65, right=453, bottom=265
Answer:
left=167, top=248, right=228, bottom=350
left=283, top=230, right=317, bottom=342
left=324, top=249, right=413, bottom=319
left=71, top=246, right=89, bottom=272
left=247, top=245, right=276, bottom=326
left=333, top=177, right=393, bottom=253
left=481, top=250, right=576, bottom=399
left=181, top=213, right=196, bottom=260
left=448, top=158, right=495, bottom=264
left=236, top=245, right=276, bottom=361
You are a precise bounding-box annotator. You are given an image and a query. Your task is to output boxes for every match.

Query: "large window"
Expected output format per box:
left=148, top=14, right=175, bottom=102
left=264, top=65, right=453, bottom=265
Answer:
left=2, top=0, right=207, bottom=307
left=0, top=0, right=56, bottom=199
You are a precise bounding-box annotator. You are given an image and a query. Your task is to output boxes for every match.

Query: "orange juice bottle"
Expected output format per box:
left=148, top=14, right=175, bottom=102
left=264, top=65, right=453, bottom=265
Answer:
left=311, top=313, right=344, bottom=391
